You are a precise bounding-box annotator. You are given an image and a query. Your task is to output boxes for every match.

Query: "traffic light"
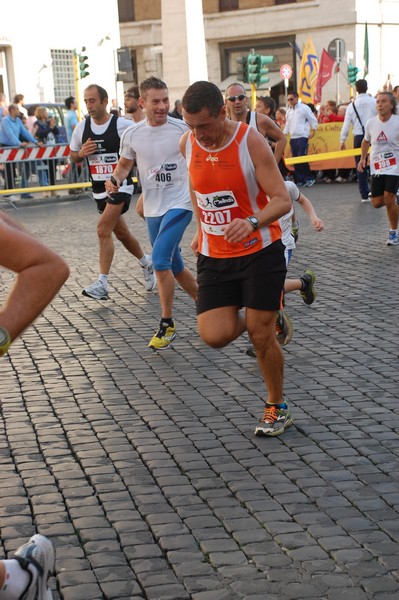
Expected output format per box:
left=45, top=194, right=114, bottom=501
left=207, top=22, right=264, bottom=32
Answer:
left=347, top=63, right=360, bottom=84
left=247, top=52, right=259, bottom=84
left=79, top=47, right=89, bottom=79
left=258, top=55, right=274, bottom=84
left=236, top=56, right=248, bottom=83
left=246, top=52, right=275, bottom=85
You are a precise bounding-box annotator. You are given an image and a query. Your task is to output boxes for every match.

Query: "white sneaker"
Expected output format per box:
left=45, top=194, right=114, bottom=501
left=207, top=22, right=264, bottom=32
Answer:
left=142, top=262, right=156, bottom=291
left=82, top=280, right=109, bottom=299
left=14, top=534, right=55, bottom=600
left=386, top=230, right=399, bottom=246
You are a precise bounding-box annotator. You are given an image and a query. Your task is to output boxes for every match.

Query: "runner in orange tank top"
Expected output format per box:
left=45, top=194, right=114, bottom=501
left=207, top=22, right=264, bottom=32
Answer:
left=180, top=81, right=294, bottom=438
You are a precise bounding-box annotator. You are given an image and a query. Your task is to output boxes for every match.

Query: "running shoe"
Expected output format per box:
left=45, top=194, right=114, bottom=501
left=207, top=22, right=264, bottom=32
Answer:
left=142, top=262, right=156, bottom=291
left=254, top=403, right=293, bottom=437
left=291, top=219, right=299, bottom=243
left=300, top=269, right=316, bottom=305
left=275, top=310, right=293, bottom=346
left=305, top=179, right=315, bottom=187
left=13, top=534, right=55, bottom=600
left=148, top=321, right=176, bottom=350
left=386, top=230, right=399, bottom=246
left=82, top=280, right=109, bottom=300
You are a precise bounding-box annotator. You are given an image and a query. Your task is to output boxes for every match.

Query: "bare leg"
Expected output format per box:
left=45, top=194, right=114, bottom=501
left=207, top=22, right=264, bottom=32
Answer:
left=0, top=214, right=69, bottom=342
left=175, top=267, right=198, bottom=301
left=284, top=278, right=302, bottom=294
left=113, top=215, right=145, bottom=259
left=247, top=308, right=284, bottom=405
left=384, top=191, right=399, bottom=229
left=156, top=269, right=175, bottom=318
left=197, top=306, right=246, bottom=348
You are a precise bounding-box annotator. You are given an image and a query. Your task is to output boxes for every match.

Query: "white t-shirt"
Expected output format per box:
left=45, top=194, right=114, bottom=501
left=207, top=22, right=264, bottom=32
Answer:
left=364, top=114, right=399, bottom=176
left=280, top=181, right=300, bottom=251
left=119, top=116, right=192, bottom=217
left=70, top=116, right=135, bottom=196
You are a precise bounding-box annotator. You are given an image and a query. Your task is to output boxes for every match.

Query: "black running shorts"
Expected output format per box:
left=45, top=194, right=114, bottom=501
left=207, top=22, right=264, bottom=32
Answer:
left=370, top=174, right=399, bottom=197
left=196, top=239, right=286, bottom=315
left=95, top=192, right=131, bottom=215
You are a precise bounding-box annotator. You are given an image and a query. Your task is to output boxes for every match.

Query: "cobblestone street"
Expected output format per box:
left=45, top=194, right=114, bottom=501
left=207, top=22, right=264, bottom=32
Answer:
left=1, top=182, right=399, bottom=600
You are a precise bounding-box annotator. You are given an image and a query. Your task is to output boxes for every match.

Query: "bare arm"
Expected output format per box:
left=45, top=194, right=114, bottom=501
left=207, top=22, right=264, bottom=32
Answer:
left=70, top=136, right=97, bottom=164
left=223, top=129, right=291, bottom=244
left=297, top=193, right=325, bottom=231
left=358, top=139, right=371, bottom=172
left=258, top=114, right=287, bottom=164
left=104, top=156, right=135, bottom=194
left=0, top=212, right=69, bottom=351
left=180, top=132, right=201, bottom=255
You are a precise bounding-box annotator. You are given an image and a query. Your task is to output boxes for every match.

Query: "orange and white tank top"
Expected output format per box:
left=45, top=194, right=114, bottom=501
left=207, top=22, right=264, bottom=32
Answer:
left=185, top=121, right=281, bottom=258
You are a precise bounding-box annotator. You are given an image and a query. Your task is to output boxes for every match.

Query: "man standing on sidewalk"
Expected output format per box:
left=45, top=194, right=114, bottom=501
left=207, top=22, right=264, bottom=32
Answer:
left=105, top=76, right=197, bottom=350
left=70, top=84, right=155, bottom=300
left=180, top=80, right=292, bottom=437
left=340, top=79, right=377, bottom=201
left=284, top=91, right=318, bottom=187
left=358, top=91, right=399, bottom=245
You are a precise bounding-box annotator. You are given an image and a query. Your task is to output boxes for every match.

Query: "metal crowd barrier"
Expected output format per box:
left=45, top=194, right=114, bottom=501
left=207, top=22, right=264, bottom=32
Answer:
left=0, top=144, right=92, bottom=203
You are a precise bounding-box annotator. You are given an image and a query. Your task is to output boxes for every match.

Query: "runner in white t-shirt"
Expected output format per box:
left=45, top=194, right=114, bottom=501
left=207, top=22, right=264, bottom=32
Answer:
left=105, top=77, right=198, bottom=350
left=359, top=91, right=399, bottom=245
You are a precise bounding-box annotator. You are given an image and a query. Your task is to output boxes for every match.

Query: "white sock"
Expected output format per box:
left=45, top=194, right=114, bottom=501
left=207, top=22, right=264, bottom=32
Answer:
left=139, top=254, right=151, bottom=267
left=0, top=559, right=30, bottom=599
left=98, top=274, right=108, bottom=289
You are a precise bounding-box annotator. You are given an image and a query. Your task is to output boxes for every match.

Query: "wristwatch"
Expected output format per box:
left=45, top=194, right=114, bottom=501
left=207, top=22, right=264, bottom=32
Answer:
left=247, top=215, right=259, bottom=231
left=110, top=175, right=119, bottom=187
left=0, top=326, right=11, bottom=357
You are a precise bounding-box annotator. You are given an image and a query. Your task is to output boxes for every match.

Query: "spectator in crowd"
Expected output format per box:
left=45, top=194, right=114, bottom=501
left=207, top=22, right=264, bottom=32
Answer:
left=321, top=101, right=344, bottom=183
left=0, top=93, right=8, bottom=123
left=64, top=96, right=80, bottom=194
left=284, top=91, right=318, bottom=187
left=275, top=107, right=286, bottom=129
left=124, top=85, right=145, bottom=123
left=169, top=99, right=183, bottom=120
left=33, top=107, right=59, bottom=196
left=0, top=103, right=43, bottom=198
left=13, top=93, right=28, bottom=119
left=255, top=96, right=276, bottom=120
left=340, top=79, right=377, bottom=201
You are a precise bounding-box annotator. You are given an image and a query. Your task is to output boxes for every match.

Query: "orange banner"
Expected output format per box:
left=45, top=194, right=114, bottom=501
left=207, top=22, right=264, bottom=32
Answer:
left=285, top=122, right=356, bottom=170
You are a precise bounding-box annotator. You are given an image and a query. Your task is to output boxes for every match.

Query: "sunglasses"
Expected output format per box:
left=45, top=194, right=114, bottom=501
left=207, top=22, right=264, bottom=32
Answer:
left=227, top=94, right=246, bottom=102
left=287, top=97, right=295, bottom=101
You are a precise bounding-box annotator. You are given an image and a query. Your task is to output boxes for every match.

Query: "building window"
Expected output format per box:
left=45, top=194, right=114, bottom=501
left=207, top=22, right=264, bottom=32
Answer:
left=219, top=0, right=239, bottom=11
left=118, top=0, right=135, bottom=22
left=50, top=49, right=75, bottom=103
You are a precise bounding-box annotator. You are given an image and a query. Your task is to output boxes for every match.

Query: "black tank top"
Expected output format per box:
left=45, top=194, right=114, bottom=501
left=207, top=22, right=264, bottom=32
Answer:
left=82, top=114, right=132, bottom=196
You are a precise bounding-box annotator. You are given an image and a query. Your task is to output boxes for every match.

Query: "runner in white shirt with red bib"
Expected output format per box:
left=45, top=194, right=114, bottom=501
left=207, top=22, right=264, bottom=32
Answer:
left=359, top=91, right=399, bottom=245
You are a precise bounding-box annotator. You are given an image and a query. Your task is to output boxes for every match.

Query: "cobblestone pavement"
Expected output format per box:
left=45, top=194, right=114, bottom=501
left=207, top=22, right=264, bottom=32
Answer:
left=1, top=182, right=399, bottom=600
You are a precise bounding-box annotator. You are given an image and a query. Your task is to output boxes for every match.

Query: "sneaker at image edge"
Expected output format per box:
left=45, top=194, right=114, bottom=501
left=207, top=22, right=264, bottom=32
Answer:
left=275, top=309, right=293, bottom=346
left=254, top=403, right=293, bottom=436
left=13, top=534, right=55, bottom=600
left=300, top=269, right=316, bottom=305
left=82, top=280, right=109, bottom=300
left=305, top=179, right=315, bottom=187
left=386, top=230, right=399, bottom=246
left=142, top=262, right=157, bottom=291
left=148, top=321, right=176, bottom=350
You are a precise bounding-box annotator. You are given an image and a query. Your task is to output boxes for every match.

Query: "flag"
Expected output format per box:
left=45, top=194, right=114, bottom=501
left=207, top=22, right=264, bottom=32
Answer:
left=314, top=49, right=336, bottom=103
left=363, top=22, right=369, bottom=77
left=298, top=36, right=319, bottom=104
left=289, top=41, right=302, bottom=60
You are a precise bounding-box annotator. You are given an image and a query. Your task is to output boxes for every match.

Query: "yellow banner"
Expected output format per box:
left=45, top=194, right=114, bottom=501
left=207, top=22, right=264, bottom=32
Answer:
left=298, top=37, right=319, bottom=104
left=284, top=122, right=356, bottom=170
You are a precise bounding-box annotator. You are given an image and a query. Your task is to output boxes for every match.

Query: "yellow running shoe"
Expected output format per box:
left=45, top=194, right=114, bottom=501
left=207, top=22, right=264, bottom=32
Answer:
left=148, top=320, right=176, bottom=350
